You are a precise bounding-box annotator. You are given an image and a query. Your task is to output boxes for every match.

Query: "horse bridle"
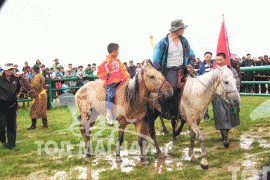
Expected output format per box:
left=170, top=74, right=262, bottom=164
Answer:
left=140, top=70, right=167, bottom=102
left=190, top=71, right=238, bottom=98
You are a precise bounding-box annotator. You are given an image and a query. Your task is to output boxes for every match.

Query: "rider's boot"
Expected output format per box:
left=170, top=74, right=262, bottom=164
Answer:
left=220, top=129, right=230, bottom=148
left=106, top=108, right=114, bottom=127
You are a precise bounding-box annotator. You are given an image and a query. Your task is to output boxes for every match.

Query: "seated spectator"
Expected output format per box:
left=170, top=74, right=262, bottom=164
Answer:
left=76, top=65, right=86, bottom=86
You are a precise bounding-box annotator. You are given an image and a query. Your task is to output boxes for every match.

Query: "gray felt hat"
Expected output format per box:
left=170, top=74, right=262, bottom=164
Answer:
left=169, top=19, right=188, bottom=32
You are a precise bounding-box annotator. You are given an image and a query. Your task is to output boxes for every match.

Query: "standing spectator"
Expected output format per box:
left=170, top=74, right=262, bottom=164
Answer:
left=263, top=55, right=269, bottom=64
left=13, top=64, right=20, bottom=75
left=51, top=58, right=62, bottom=71
left=85, top=64, right=93, bottom=81
left=41, top=65, right=52, bottom=110
left=22, top=61, right=30, bottom=76
left=198, top=52, right=215, bottom=121
left=0, top=65, right=3, bottom=74
left=194, top=58, right=202, bottom=74
left=136, top=63, right=142, bottom=73
left=92, top=67, right=97, bottom=76
left=64, top=69, right=77, bottom=88
left=35, top=59, right=42, bottom=68
left=49, top=68, right=56, bottom=79
left=27, top=65, right=48, bottom=130
left=60, top=66, right=65, bottom=76
left=198, top=52, right=214, bottom=75
left=123, top=62, right=128, bottom=69
left=254, top=56, right=268, bottom=93
left=92, top=63, right=96, bottom=69
left=73, top=67, right=78, bottom=74
left=0, top=63, right=37, bottom=150
left=230, top=59, right=241, bottom=91
left=127, top=60, right=137, bottom=78
left=240, top=56, right=246, bottom=65
left=25, top=69, right=34, bottom=81
left=76, top=65, right=86, bottom=86
left=55, top=67, right=63, bottom=95
left=242, top=53, right=254, bottom=93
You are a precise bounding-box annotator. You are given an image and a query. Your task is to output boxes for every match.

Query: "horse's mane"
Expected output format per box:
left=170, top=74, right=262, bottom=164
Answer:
left=125, top=71, right=141, bottom=105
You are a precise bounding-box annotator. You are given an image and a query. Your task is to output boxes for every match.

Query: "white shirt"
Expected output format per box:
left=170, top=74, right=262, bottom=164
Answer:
left=167, top=35, right=184, bottom=67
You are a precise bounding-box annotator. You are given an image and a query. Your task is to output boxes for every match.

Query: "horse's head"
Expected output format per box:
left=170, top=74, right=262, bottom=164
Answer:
left=216, top=66, right=241, bottom=107
left=138, top=65, right=173, bottom=100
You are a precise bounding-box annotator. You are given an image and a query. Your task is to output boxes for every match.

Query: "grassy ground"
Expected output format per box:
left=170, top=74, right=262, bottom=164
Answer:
left=0, top=96, right=270, bottom=179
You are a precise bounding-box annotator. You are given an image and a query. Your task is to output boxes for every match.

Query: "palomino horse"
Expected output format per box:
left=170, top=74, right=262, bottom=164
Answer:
left=146, top=66, right=240, bottom=170
left=75, top=65, right=173, bottom=161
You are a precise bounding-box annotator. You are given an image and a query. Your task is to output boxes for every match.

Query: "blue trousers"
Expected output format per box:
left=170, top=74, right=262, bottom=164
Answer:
left=105, top=82, right=120, bottom=109
left=166, top=68, right=179, bottom=90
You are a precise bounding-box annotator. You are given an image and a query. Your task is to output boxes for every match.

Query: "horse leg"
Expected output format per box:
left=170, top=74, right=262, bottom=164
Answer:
left=188, top=128, right=197, bottom=163
left=80, top=122, right=95, bottom=157
left=115, top=117, right=128, bottom=162
left=189, top=122, right=208, bottom=170
left=147, top=109, right=165, bottom=159
left=175, top=119, right=186, bottom=136
left=136, top=119, right=151, bottom=163
left=171, top=119, right=177, bottom=142
left=160, top=116, right=169, bottom=135
left=80, top=108, right=98, bottom=157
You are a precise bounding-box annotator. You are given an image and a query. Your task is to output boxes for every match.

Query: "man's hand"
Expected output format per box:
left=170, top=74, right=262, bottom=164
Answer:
left=187, top=65, right=194, bottom=73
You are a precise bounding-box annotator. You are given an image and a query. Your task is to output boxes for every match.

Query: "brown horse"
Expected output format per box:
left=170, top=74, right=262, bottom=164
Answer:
left=75, top=65, right=173, bottom=161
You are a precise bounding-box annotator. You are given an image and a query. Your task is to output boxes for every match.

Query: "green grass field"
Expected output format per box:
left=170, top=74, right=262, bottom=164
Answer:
left=0, top=96, right=270, bottom=179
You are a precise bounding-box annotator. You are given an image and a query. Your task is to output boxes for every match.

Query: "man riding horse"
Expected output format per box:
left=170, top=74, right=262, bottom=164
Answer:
left=153, top=19, right=196, bottom=123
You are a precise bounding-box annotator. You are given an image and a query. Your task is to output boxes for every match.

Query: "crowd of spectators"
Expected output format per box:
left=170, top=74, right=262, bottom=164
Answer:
left=3, top=54, right=268, bottom=96
left=0, top=58, right=144, bottom=97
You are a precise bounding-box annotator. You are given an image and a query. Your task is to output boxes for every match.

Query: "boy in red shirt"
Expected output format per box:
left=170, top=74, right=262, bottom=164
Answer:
left=97, top=43, right=130, bottom=126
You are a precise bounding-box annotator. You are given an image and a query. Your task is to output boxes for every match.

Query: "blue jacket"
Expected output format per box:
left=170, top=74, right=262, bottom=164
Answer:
left=153, top=34, right=195, bottom=75
left=197, top=60, right=215, bottom=76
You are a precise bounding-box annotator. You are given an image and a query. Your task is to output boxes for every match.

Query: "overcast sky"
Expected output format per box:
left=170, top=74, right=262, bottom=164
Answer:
left=0, top=0, right=269, bottom=70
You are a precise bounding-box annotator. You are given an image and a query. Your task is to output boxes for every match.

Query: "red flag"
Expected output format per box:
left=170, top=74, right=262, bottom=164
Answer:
left=213, top=15, right=231, bottom=68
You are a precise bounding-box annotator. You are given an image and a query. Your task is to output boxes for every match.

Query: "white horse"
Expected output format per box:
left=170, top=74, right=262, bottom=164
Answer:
left=146, top=65, right=241, bottom=170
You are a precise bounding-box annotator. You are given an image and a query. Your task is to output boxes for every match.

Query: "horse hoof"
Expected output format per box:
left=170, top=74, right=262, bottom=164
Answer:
left=86, top=153, right=95, bottom=158
left=116, top=156, right=122, bottom=162
left=158, top=155, right=166, bottom=160
left=201, top=164, right=208, bottom=170
left=223, top=142, right=230, bottom=148
left=191, top=156, right=198, bottom=163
